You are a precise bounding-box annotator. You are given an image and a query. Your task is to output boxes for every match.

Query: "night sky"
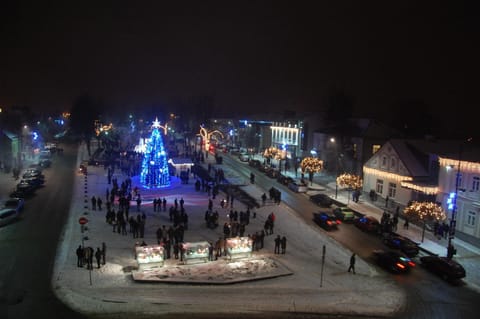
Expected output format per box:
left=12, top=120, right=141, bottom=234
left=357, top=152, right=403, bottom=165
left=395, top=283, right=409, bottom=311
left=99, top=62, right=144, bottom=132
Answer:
left=0, top=1, right=477, bottom=134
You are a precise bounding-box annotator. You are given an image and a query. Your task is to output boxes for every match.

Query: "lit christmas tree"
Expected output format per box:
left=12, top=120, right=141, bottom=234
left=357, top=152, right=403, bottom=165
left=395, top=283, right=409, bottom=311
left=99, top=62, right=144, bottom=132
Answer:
left=140, top=118, right=171, bottom=188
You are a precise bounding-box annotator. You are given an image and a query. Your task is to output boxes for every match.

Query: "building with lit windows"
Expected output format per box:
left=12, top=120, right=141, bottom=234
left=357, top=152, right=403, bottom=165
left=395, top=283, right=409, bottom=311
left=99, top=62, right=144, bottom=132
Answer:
left=362, top=139, right=480, bottom=243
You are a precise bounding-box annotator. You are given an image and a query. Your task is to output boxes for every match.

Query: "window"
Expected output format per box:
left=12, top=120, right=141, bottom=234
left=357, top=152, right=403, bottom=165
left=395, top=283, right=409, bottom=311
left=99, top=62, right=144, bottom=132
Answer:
left=466, top=211, right=476, bottom=227
left=382, top=156, right=387, bottom=166
left=472, top=177, right=480, bottom=192
left=388, top=183, right=397, bottom=198
left=456, top=173, right=463, bottom=188
left=372, top=145, right=381, bottom=155
left=390, top=158, right=396, bottom=169
left=376, top=179, right=384, bottom=194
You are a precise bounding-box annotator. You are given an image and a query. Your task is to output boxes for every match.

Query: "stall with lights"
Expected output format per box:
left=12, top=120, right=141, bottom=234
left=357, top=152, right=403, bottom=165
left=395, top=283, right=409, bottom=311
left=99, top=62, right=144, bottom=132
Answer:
left=226, top=237, right=253, bottom=260
left=136, top=245, right=165, bottom=271
left=182, top=241, right=210, bottom=264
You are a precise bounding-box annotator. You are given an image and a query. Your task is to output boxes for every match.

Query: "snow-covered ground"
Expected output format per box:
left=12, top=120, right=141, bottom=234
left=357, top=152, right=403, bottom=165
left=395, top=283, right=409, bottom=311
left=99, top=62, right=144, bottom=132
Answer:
left=52, top=144, right=405, bottom=318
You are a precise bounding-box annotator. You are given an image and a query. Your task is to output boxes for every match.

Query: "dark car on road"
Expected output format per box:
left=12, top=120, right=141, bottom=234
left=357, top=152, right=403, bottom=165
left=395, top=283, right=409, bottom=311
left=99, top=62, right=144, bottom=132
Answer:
left=420, top=255, right=466, bottom=281
left=313, top=211, right=340, bottom=230
left=372, top=250, right=416, bottom=274
left=354, top=215, right=380, bottom=233
left=333, top=206, right=356, bottom=222
left=20, top=177, right=45, bottom=188
left=22, top=169, right=45, bottom=180
left=2, top=197, right=25, bottom=212
left=383, top=234, right=420, bottom=257
left=310, top=193, right=333, bottom=207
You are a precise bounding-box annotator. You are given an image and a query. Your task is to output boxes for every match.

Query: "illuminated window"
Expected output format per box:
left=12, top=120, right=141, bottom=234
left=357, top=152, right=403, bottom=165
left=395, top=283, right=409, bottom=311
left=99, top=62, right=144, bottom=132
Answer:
left=388, top=183, right=396, bottom=198
left=376, top=179, right=384, bottom=194
left=472, top=176, right=480, bottom=192
left=466, top=211, right=476, bottom=227
left=372, top=145, right=381, bottom=155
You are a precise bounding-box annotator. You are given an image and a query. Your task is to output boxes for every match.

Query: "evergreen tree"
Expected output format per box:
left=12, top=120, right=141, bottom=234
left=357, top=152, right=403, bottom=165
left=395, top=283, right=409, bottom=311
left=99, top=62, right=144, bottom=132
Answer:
left=140, top=118, right=170, bottom=188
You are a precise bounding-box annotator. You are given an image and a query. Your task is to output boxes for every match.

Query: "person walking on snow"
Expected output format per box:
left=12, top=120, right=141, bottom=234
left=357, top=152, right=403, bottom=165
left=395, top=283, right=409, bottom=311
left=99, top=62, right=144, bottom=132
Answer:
left=348, top=253, right=356, bottom=274
left=274, top=235, right=281, bottom=254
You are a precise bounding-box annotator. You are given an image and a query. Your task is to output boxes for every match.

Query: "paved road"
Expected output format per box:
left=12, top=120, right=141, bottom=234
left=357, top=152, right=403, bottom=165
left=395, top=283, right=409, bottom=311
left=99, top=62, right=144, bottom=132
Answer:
left=0, top=144, right=86, bottom=319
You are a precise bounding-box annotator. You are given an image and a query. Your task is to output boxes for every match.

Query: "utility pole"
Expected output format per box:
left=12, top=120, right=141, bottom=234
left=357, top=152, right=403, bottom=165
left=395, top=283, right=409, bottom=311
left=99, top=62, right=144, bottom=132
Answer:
left=447, top=139, right=471, bottom=259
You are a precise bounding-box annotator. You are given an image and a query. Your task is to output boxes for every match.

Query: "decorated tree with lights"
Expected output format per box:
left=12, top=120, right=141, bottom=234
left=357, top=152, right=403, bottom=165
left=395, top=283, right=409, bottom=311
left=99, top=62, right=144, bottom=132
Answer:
left=404, top=201, right=446, bottom=242
left=300, top=157, right=324, bottom=184
left=140, top=118, right=170, bottom=188
left=336, top=173, right=363, bottom=203
left=264, top=146, right=286, bottom=169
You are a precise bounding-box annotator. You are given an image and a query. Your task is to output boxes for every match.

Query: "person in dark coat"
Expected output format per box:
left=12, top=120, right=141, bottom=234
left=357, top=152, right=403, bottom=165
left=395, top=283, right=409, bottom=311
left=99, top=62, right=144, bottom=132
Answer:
left=76, top=245, right=84, bottom=267
left=91, top=196, right=97, bottom=210
left=274, top=235, right=281, bottom=254
left=85, top=247, right=94, bottom=270
left=101, top=242, right=106, bottom=265
left=348, top=253, right=356, bottom=274
left=281, top=236, right=287, bottom=254
left=95, top=247, right=102, bottom=268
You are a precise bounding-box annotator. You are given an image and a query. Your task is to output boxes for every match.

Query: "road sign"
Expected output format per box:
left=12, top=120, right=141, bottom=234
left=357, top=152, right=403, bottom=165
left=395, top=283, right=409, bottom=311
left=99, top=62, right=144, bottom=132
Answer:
left=78, top=217, right=88, bottom=225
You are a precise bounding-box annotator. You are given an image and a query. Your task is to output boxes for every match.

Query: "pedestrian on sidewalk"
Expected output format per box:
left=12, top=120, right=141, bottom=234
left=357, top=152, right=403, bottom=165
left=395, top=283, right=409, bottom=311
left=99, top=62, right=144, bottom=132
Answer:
left=76, top=245, right=84, bottom=267
left=348, top=253, right=356, bottom=274
left=274, top=235, right=281, bottom=254
left=95, top=247, right=102, bottom=269
left=91, top=196, right=97, bottom=210
left=101, top=242, right=106, bottom=265
left=281, top=236, right=287, bottom=254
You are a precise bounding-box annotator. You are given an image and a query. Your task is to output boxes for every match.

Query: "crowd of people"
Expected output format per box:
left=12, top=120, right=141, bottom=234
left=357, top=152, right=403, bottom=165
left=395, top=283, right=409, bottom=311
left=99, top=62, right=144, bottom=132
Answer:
left=77, top=150, right=290, bottom=273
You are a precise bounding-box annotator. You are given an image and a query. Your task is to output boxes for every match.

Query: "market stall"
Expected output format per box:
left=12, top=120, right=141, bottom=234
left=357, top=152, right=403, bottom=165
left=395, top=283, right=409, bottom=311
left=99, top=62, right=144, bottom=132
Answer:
left=136, top=245, right=165, bottom=270
left=226, top=237, right=253, bottom=259
left=183, top=241, right=210, bottom=264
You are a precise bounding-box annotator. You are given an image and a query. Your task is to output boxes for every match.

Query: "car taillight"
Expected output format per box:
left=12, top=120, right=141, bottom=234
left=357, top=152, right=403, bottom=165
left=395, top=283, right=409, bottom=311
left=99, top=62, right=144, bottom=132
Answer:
left=327, top=221, right=332, bottom=225
left=408, top=261, right=416, bottom=267
left=396, top=263, right=406, bottom=269
left=336, top=220, right=342, bottom=225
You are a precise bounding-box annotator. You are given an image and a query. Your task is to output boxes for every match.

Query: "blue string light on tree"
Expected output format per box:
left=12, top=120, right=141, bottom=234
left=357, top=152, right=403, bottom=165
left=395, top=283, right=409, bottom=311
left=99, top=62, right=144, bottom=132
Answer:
left=140, top=118, right=171, bottom=188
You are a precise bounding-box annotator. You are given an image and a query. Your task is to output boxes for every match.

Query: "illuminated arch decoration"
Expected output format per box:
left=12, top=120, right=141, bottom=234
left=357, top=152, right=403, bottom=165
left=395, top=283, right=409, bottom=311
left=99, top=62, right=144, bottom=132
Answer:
left=197, top=125, right=224, bottom=152
left=140, top=118, right=170, bottom=188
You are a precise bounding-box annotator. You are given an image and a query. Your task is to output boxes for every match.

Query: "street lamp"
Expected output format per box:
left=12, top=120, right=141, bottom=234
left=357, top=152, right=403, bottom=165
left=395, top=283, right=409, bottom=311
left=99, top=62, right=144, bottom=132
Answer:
left=330, top=138, right=339, bottom=199
left=447, top=140, right=467, bottom=258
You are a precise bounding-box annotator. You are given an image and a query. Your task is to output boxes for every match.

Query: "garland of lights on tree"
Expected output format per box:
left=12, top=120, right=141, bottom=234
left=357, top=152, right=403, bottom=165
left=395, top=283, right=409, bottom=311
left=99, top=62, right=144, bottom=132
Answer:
left=336, top=173, right=363, bottom=190
left=140, top=118, right=171, bottom=188
left=404, top=201, right=446, bottom=221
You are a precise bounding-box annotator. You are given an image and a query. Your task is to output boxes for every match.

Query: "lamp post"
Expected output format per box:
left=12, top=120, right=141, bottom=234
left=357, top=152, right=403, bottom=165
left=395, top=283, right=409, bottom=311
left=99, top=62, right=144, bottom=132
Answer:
left=330, top=138, right=339, bottom=199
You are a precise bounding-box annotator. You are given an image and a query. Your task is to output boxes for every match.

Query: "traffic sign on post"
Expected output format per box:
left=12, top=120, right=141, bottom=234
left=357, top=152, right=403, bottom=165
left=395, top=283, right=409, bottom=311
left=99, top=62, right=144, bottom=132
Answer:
left=79, top=217, right=89, bottom=225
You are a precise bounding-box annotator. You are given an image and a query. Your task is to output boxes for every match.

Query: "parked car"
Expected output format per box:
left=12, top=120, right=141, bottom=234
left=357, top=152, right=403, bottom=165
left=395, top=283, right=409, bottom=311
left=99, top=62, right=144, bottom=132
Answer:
left=22, top=168, right=45, bottom=180
left=0, top=208, right=21, bottom=226
left=372, top=250, right=416, bottom=274
left=38, top=154, right=52, bottom=168
left=310, top=193, right=333, bottom=207
left=20, top=177, right=45, bottom=188
left=16, top=182, right=36, bottom=194
left=277, top=174, right=294, bottom=186
left=288, top=181, right=308, bottom=193
left=382, top=234, right=420, bottom=257
left=238, top=153, right=249, bottom=162
left=354, top=215, right=380, bottom=233
left=333, top=206, right=356, bottom=222
left=313, top=211, right=340, bottom=230
left=2, top=197, right=25, bottom=212
left=420, top=255, right=466, bottom=281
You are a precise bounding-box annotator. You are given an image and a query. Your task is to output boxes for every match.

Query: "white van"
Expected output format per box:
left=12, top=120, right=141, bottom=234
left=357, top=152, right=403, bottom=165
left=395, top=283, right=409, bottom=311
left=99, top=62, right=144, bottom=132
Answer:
left=0, top=208, right=20, bottom=226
